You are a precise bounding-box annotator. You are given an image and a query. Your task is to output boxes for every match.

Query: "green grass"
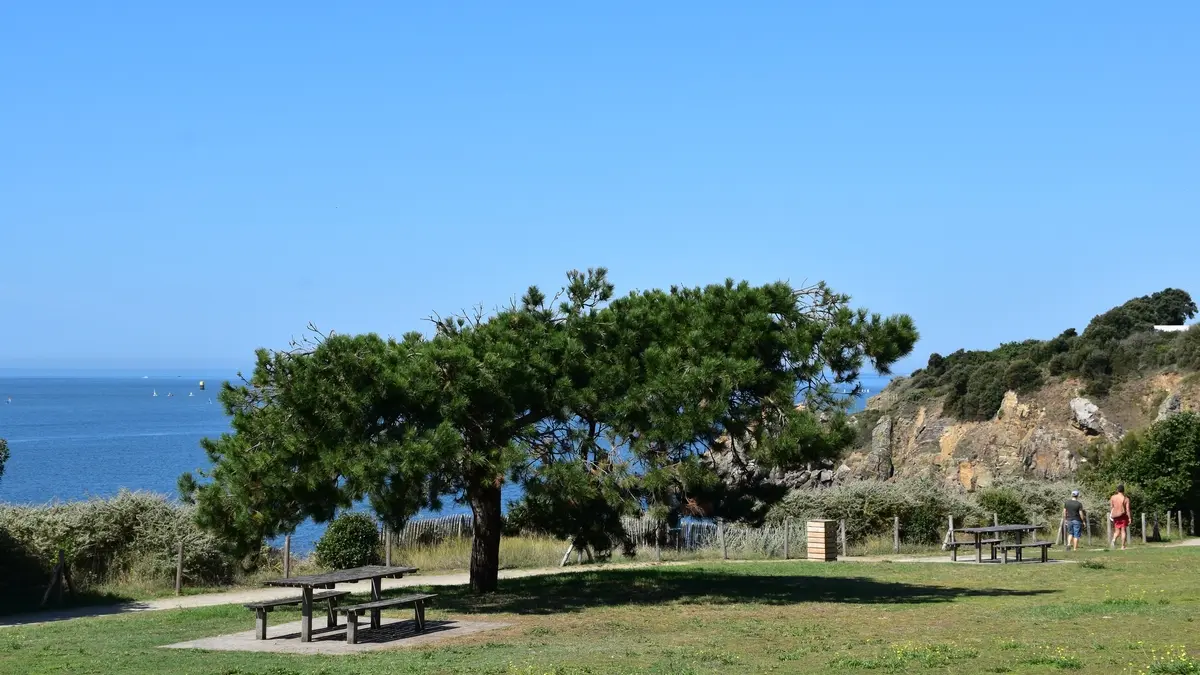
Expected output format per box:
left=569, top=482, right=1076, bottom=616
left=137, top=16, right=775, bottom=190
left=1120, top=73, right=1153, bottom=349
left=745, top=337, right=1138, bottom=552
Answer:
left=2, top=548, right=1199, bottom=674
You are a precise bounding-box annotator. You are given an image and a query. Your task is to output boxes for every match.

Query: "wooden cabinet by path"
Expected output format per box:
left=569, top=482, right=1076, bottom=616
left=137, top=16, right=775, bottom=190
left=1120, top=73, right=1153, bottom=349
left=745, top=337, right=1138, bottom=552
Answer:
left=807, top=520, right=838, bottom=561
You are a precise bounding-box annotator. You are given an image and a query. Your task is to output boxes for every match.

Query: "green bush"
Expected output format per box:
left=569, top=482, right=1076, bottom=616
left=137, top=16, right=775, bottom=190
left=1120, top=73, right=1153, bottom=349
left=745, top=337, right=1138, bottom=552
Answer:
left=314, top=512, right=381, bottom=569
left=1083, top=412, right=1200, bottom=512
left=0, top=491, right=240, bottom=605
left=975, top=488, right=1026, bottom=525
left=766, top=479, right=981, bottom=544
left=1003, top=359, right=1043, bottom=394
left=903, top=289, right=1197, bottom=420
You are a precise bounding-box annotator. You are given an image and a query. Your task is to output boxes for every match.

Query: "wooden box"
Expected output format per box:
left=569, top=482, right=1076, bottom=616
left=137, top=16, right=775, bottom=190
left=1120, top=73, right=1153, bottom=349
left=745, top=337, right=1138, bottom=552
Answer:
left=807, top=519, right=838, bottom=561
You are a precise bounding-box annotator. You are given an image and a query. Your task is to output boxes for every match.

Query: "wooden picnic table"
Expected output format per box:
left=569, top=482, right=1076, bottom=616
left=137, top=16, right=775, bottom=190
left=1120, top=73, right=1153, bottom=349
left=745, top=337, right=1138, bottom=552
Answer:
left=954, top=525, right=1039, bottom=563
left=263, top=565, right=417, bottom=642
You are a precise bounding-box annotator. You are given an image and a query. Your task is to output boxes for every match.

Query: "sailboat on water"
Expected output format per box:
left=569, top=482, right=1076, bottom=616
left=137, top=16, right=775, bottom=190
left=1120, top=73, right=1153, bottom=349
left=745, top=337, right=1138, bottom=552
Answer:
left=152, top=390, right=158, bottom=397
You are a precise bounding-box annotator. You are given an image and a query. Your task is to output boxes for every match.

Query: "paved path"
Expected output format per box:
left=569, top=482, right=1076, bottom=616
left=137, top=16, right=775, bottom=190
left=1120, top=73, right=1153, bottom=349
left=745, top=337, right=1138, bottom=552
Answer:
left=1167, top=537, right=1200, bottom=547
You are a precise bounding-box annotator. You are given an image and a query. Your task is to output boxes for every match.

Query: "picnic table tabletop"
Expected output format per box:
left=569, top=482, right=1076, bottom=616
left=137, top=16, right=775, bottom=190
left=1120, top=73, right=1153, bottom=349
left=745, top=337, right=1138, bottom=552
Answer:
left=954, top=524, right=1039, bottom=535
left=261, top=565, right=417, bottom=643
left=951, top=524, right=1045, bottom=564
left=262, top=565, right=417, bottom=588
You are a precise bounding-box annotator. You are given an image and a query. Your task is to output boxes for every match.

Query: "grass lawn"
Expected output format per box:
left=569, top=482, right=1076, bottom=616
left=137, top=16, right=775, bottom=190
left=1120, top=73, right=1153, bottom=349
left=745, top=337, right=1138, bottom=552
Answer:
left=2, top=548, right=1198, bottom=674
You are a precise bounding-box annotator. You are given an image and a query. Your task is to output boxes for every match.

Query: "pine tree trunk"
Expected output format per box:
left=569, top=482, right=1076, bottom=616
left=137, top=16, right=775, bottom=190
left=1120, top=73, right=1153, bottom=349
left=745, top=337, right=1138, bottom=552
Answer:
left=468, top=483, right=503, bottom=593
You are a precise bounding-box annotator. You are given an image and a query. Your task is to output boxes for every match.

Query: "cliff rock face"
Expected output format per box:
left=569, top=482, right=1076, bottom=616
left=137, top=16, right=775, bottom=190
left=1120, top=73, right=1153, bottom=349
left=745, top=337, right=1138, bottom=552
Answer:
left=840, top=373, right=1200, bottom=491
left=706, top=432, right=850, bottom=491
left=1069, top=397, right=1123, bottom=440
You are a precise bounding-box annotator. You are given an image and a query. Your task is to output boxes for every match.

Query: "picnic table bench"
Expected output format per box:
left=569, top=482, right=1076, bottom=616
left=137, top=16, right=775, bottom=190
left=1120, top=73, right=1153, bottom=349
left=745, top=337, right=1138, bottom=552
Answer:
left=340, top=593, right=437, bottom=644
left=948, top=538, right=1002, bottom=562
left=260, top=565, right=417, bottom=642
left=952, top=525, right=1050, bottom=563
left=244, top=590, right=349, bottom=640
left=997, top=540, right=1054, bottom=564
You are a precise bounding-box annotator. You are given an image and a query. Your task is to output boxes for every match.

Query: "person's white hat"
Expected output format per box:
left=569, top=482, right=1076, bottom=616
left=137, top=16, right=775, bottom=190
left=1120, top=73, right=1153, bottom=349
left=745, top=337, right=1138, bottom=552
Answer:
left=1071, top=490, right=1080, bottom=496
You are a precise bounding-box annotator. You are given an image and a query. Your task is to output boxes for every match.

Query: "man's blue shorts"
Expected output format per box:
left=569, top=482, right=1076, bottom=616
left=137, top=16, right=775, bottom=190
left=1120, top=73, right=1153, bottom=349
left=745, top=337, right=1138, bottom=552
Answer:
left=1066, top=520, right=1083, bottom=538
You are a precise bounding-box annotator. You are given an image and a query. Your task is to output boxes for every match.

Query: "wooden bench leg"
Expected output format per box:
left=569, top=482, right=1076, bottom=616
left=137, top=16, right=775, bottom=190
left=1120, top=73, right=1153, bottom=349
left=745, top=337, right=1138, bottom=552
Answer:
left=1002, top=548, right=1008, bottom=564
left=326, top=598, right=337, bottom=629
left=414, top=600, right=426, bottom=632
left=990, top=543, right=997, bottom=561
left=346, top=610, right=358, bottom=645
left=255, top=608, right=268, bottom=640
left=1042, top=545, right=1048, bottom=563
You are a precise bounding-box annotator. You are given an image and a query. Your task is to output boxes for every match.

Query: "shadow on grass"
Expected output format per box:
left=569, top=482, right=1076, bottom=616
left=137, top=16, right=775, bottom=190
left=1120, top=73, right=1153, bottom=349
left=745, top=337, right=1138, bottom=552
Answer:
left=0, top=527, right=142, bottom=621
left=0, top=590, right=142, bottom=623
left=403, top=567, right=1057, bottom=616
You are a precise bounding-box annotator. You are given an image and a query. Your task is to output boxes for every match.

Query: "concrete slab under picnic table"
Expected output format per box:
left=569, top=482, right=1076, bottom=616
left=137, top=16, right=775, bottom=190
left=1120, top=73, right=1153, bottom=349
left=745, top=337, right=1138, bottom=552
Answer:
left=161, top=616, right=509, bottom=654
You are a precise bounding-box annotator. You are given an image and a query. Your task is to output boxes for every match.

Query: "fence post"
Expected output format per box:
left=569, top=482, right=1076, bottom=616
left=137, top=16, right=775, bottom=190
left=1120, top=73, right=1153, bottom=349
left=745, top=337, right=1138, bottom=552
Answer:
left=1191, top=510, right=1196, bottom=536
left=175, top=541, right=184, bottom=596
left=1179, top=511, right=1185, bottom=539
left=654, top=521, right=662, bottom=562
left=784, top=520, right=790, bottom=560
left=993, top=512, right=999, bottom=527
left=1141, top=513, right=1147, bottom=544
left=1167, top=512, right=1172, bottom=539
left=385, top=525, right=392, bottom=566
left=1106, top=515, right=1113, bottom=547
left=283, top=535, right=291, bottom=578
left=944, top=515, right=955, bottom=550
left=718, top=518, right=728, bottom=560
left=838, top=519, right=847, bottom=557
left=893, top=516, right=900, bottom=554
left=1085, top=517, right=1092, bottom=546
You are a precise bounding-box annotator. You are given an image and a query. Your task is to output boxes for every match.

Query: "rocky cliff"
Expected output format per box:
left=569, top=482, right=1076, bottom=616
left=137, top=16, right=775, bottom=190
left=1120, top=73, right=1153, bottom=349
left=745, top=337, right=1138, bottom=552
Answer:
left=842, top=372, right=1200, bottom=491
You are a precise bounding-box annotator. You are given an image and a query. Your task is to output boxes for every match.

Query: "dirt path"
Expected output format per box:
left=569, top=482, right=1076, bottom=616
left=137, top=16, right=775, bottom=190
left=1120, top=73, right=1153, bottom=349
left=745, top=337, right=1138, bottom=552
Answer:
left=0, top=551, right=1049, bottom=628
left=1167, top=537, right=1200, bottom=547
left=0, top=560, right=702, bottom=627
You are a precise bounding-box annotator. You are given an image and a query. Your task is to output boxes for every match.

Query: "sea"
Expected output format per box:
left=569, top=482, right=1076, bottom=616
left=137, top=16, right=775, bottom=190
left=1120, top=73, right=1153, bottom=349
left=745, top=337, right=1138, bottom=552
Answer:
left=0, top=372, right=891, bottom=553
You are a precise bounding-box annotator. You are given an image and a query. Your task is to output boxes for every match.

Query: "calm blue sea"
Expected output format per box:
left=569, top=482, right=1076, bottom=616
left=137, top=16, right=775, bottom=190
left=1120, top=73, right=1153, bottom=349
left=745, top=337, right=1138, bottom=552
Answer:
left=0, top=373, right=889, bottom=552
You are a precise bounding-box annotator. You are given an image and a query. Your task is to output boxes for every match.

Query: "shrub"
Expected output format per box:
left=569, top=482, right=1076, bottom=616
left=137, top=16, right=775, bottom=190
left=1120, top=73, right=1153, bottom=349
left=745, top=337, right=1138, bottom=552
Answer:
left=0, top=491, right=240, bottom=605
left=1003, top=359, right=1043, bottom=394
left=900, top=289, right=1197, bottom=419
left=1084, top=412, right=1200, bottom=512
left=315, top=513, right=381, bottom=569
left=975, top=488, right=1026, bottom=525
left=766, top=479, right=981, bottom=544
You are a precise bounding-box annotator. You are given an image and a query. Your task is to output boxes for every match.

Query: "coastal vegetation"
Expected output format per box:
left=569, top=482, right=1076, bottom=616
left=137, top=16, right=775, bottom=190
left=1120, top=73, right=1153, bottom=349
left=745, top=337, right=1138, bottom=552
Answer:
left=1082, top=411, right=1200, bottom=513
left=0, top=491, right=239, bottom=609
left=179, top=270, right=918, bottom=593
left=905, top=288, right=1198, bottom=420
left=3, top=548, right=1199, bottom=674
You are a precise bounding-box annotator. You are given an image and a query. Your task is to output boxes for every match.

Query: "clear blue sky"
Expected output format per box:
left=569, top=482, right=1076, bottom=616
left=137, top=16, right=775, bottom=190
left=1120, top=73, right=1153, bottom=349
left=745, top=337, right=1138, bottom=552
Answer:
left=2, top=3, right=1197, bottom=374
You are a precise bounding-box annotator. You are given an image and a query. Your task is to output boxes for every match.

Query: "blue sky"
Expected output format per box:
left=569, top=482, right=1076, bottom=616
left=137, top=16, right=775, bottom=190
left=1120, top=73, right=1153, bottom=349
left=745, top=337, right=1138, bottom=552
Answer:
left=2, top=3, right=1197, bottom=373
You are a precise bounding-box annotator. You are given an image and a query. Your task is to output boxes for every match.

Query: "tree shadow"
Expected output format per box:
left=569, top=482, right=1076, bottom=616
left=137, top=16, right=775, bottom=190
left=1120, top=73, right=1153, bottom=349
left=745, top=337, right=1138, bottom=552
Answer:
left=401, top=567, right=1056, bottom=616
left=0, top=529, right=139, bottom=621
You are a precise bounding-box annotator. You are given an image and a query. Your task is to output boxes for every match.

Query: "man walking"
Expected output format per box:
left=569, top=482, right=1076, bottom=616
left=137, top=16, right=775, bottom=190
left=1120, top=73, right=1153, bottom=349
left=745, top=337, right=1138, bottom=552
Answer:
left=1110, top=484, right=1131, bottom=550
left=1063, top=490, right=1086, bottom=551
